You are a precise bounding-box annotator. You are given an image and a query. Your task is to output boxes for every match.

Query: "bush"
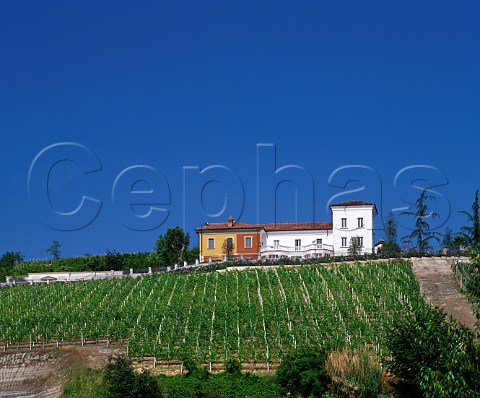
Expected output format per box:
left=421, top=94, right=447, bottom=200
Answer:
left=276, top=347, right=330, bottom=397
left=387, top=303, right=480, bottom=397
left=324, top=347, right=384, bottom=397
left=225, top=358, right=242, bottom=374
left=103, top=355, right=164, bottom=398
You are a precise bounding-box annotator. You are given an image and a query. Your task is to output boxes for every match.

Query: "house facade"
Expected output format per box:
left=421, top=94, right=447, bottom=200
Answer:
left=196, top=201, right=377, bottom=262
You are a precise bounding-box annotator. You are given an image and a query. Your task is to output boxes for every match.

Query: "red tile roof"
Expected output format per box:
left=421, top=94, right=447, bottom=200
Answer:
left=195, top=220, right=333, bottom=232
left=195, top=221, right=263, bottom=231
left=329, top=200, right=375, bottom=207
left=263, top=222, right=333, bottom=232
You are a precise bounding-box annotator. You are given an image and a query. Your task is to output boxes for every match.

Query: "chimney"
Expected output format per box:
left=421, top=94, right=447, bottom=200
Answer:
left=227, top=216, right=234, bottom=227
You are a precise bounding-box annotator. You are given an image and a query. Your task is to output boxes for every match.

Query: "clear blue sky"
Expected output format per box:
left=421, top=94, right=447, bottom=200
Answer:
left=1, top=1, right=479, bottom=259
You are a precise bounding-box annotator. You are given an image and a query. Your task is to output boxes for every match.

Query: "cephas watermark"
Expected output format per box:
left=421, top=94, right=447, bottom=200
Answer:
left=27, top=142, right=450, bottom=232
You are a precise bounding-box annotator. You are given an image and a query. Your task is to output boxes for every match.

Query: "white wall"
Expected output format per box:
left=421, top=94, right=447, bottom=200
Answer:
left=264, top=229, right=333, bottom=248
left=331, top=205, right=376, bottom=255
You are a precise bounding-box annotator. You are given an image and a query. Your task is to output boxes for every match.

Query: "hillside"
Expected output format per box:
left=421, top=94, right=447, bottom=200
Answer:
left=0, top=260, right=424, bottom=368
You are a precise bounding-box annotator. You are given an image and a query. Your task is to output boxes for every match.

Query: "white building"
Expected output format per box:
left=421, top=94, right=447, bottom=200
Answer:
left=197, top=200, right=377, bottom=260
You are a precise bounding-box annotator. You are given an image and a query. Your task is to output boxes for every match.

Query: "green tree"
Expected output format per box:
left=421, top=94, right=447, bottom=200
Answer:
left=441, top=227, right=461, bottom=255
left=384, top=211, right=398, bottom=244
left=155, top=227, right=190, bottom=266
left=458, top=189, right=480, bottom=249
left=348, top=236, right=362, bottom=255
left=47, top=240, right=61, bottom=260
left=103, top=355, right=164, bottom=398
left=0, top=252, right=24, bottom=269
left=276, top=347, right=330, bottom=397
left=222, top=238, right=235, bottom=260
left=401, top=188, right=442, bottom=253
left=182, top=246, right=199, bottom=263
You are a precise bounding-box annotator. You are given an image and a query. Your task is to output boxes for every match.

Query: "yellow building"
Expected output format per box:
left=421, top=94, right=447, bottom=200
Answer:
left=196, top=216, right=263, bottom=262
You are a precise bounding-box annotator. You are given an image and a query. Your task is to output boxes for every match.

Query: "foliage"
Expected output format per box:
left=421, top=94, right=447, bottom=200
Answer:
left=155, top=227, right=190, bottom=266
left=348, top=237, right=362, bottom=255
left=62, top=362, right=107, bottom=398
left=221, top=238, right=235, bottom=260
left=0, top=251, right=162, bottom=281
left=383, top=211, right=398, bottom=244
left=158, top=370, right=282, bottom=398
left=452, top=246, right=480, bottom=322
left=103, top=355, right=164, bottom=398
left=324, top=347, right=385, bottom=398
left=183, top=246, right=199, bottom=263
left=441, top=227, right=463, bottom=255
left=378, top=241, right=401, bottom=257
left=276, top=347, right=330, bottom=397
left=401, top=188, right=442, bottom=253
left=224, top=358, right=241, bottom=374
left=0, top=251, right=24, bottom=269
left=458, top=189, right=480, bottom=248
left=47, top=240, right=62, bottom=260
left=386, top=302, right=480, bottom=397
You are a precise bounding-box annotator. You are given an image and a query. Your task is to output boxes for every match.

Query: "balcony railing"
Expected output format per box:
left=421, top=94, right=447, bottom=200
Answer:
left=260, top=243, right=334, bottom=258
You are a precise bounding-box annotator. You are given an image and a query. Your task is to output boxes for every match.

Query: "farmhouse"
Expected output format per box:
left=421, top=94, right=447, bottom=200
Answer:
left=196, top=200, right=377, bottom=261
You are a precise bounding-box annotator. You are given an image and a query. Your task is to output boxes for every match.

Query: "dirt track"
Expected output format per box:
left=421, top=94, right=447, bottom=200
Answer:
left=411, top=257, right=478, bottom=330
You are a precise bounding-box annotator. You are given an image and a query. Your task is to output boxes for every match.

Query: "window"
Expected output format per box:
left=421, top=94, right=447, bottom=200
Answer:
left=274, top=240, right=279, bottom=248
left=341, top=218, right=347, bottom=228
left=208, top=238, right=214, bottom=249
left=245, top=236, right=252, bottom=248
left=226, top=237, right=233, bottom=247
left=357, top=217, right=364, bottom=228
left=316, top=238, right=322, bottom=247
left=358, top=236, right=363, bottom=247
left=295, top=239, right=301, bottom=250
left=341, top=237, right=347, bottom=247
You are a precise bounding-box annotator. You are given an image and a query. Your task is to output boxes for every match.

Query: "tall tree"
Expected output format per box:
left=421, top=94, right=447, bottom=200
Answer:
left=380, top=211, right=402, bottom=256
left=384, top=211, right=398, bottom=244
left=155, top=227, right=190, bottom=266
left=47, top=240, right=61, bottom=260
left=401, top=188, right=442, bottom=253
left=458, top=189, right=480, bottom=248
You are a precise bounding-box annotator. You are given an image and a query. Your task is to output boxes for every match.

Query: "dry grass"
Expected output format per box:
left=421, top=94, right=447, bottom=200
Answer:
left=324, top=347, right=385, bottom=398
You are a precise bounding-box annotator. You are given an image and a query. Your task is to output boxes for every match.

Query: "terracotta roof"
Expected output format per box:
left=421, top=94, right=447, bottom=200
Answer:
left=195, top=221, right=263, bottom=231
left=330, top=200, right=375, bottom=207
left=196, top=220, right=333, bottom=232
left=263, top=222, right=333, bottom=232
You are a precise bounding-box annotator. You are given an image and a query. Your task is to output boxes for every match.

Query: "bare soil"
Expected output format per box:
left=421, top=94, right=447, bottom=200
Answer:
left=411, top=257, right=478, bottom=330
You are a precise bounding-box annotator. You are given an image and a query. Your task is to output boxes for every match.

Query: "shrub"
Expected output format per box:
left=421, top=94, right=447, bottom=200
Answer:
left=276, top=347, right=330, bottom=397
left=387, top=303, right=480, bottom=397
left=225, top=358, right=242, bottom=374
left=103, top=355, right=164, bottom=398
left=324, top=347, right=384, bottom=398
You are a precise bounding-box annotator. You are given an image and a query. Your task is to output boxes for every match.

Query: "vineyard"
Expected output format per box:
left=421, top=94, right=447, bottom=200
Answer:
left=0, top=260, right=424, bottom=367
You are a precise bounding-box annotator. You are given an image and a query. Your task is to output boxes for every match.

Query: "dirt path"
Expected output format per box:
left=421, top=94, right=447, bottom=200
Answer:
left=411, top=257, right=478, bottom=330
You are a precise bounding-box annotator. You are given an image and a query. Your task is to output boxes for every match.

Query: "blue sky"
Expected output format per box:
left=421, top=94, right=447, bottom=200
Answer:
left=1, top=1, right=479, bottom=259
